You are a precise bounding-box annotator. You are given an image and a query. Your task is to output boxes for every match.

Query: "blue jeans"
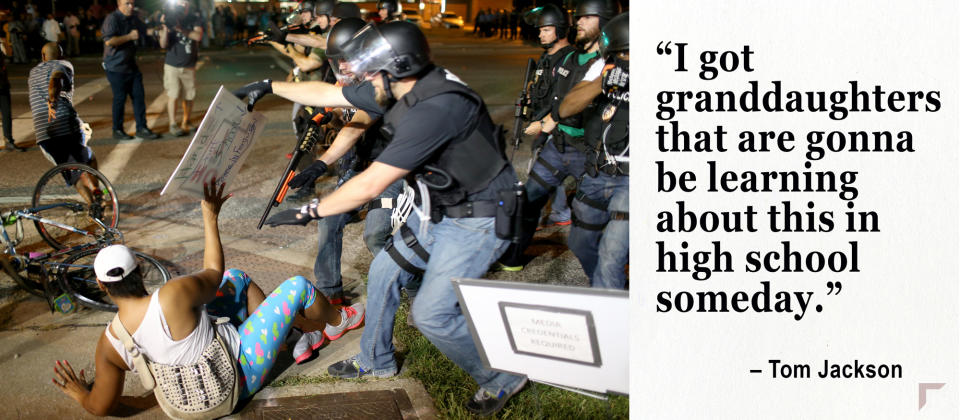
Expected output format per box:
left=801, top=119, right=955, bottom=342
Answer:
left=569, top=173, right=629, bottom=289
left=356, top=211, right=526, bottom=394
left=313, top=169, right=402, bottom=298
left=500, top=138, right=585, bottom=266
left=547, top=183, right=570, bottom=223
left=105, top=70, right=147, bottom=132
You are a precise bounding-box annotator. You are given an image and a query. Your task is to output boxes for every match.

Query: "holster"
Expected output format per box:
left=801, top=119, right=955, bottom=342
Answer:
left=496, top=183, right=527, bottom=241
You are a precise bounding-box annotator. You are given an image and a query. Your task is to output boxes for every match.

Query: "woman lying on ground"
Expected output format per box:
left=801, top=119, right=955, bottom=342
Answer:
left=51, top=177, right=364, bottom=416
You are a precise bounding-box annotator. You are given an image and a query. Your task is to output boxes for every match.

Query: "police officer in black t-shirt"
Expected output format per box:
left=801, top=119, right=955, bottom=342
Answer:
left=557, top=12, right=629, bottom=289
left=233, top=21, right=527, bottom=416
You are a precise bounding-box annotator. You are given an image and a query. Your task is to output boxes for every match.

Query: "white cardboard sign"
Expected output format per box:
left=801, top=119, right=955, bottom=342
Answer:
left=161, top=86, right=266, bottom=197
left=452, top=278, right=628, bottom=395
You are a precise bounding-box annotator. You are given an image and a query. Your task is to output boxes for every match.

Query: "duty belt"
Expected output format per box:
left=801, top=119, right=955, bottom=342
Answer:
left=384, top=200, right=498, bottom=276
left=430, top=200, right=498, bottom=222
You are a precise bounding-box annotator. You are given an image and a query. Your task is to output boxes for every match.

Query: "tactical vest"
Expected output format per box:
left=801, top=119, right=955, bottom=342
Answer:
left=381, top=67, right=508, bottom=207
left=552, top=50, right=600, bottom=152
left=529, top=45, right=575, bottom=121
left=584, top=61, right=629, bottom=177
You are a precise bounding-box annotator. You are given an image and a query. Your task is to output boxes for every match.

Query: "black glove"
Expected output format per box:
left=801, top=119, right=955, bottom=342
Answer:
left=267, top=27, right=288, bottom=43
left=288, top=161, right=328, bottom=189
left=314, top=110, right=334, bottom=126
left=232, top=79, right=272, bottom=112
left=265, top=199, right=322, bottom=227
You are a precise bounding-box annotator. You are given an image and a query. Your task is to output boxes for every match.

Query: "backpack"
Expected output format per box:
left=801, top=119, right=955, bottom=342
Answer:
left=110, top=315, right=240, bottom=420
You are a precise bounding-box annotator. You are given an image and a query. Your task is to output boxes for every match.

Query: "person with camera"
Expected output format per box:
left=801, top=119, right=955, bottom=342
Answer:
left=158, top=0, right=203, bottom=137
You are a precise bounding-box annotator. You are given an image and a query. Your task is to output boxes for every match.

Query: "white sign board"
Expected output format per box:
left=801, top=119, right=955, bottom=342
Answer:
left=452, top=278, right=628, bottom=395
left=161, top=86, right=266, bottom=197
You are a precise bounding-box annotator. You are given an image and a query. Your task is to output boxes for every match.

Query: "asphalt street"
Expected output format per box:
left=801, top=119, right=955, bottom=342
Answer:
left=0, top=28, right=590, bottom=418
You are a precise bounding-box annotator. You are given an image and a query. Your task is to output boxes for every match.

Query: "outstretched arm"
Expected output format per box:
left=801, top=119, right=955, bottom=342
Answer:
left=160, top=177, right=232, bottom=308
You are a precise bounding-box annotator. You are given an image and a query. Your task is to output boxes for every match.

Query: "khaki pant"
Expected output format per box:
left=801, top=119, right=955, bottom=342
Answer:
left=163, top=64, right=196, bottom=100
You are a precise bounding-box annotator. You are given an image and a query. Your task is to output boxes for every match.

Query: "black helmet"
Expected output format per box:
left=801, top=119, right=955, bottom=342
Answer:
left=332, top=2, right=362, bottom=20
left=525, top=4, right=569, bottom=38
left=296, top=1, right=316, bottom=14
left=574, top=0, right=620, bottom=21
left=313, top=0, right=336, bottom=17
left=377, top=0, right=401, bottom=17
left=345, top=21, right=431, bottom=78
left=326, top=17, right=366, bottom=61
left=599, top=12, right=628, bottom=59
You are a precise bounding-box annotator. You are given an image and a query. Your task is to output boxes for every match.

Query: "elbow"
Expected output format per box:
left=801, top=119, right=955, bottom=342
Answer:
left=83, top=401, right=114, bottom=417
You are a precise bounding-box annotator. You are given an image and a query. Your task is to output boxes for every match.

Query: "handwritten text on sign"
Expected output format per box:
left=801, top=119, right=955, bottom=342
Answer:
left=161, top=86, right=266, bottom=197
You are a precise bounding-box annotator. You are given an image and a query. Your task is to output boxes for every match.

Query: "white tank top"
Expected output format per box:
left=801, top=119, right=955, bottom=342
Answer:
left=105, top=292, right=241, bottom=372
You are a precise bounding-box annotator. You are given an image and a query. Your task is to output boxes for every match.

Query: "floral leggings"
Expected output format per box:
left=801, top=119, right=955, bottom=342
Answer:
left=206, top=269, right=318, bottom=398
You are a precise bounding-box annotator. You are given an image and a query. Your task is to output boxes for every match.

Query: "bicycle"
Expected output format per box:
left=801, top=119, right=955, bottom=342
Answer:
left=1, top=164, right=170, bottom=312
left=31, top=162, right=120, bottom=250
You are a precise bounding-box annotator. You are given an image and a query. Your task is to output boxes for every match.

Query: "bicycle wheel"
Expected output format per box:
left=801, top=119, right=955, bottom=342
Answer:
left=58, top=248, right=170, bottom=311
left=32, top=163, right=120, bottom=250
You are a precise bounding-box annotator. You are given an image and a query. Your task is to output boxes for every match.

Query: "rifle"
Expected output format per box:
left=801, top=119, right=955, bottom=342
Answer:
left=247, top=22, right=310, bottom=46
left=509, top=58, right=536, bottom=164
left=257, top=110, right=329, bottom=229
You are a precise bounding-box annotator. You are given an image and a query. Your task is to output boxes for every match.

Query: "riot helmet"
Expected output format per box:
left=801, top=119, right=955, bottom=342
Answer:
left=332, top=2, right=362, bottom=21
left=297, top=1, right=316, bottom=14
left=599, top=12, right=628, bottom=59
left=313, top=0, right=336, bottom=17
left=524, top=4, right=569, bottom=47
left=575, top=0, right=620, bottom=26
left=327, top=17, right=366, bottom=61
left=377, top=0, right=402, bottom=20
left=345, top=21, right=431, bottom=79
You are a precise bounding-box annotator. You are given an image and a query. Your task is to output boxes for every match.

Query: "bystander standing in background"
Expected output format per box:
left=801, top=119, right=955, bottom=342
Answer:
left=158, top=0, right=203, bottom=136
left=102, top=0, right=159, bottom=140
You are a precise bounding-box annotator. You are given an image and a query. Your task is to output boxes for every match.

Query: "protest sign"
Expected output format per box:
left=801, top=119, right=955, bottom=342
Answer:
left=161, top=86, right=266, bottom=197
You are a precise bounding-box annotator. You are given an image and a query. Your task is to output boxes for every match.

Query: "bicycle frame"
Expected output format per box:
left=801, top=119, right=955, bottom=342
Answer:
left=2, top=205, right=123, bottom=313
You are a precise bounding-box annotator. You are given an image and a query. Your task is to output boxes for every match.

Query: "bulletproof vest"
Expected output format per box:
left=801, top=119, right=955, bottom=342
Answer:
left=553, top=50, right=600, bottom=130
left=381, top=67, right=508, bottom=207
left=584, top=61, right=629, bottom=175
left=529, top=45, right=575, bottom=121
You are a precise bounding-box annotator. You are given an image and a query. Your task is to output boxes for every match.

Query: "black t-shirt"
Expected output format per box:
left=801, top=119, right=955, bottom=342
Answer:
left=341, top=82, right=385, bottom=118
left=344, top=82, right=516, bottom=202
left=102, top=10, right=147, bottom=73
left=164, top=12, right=202, bottom=68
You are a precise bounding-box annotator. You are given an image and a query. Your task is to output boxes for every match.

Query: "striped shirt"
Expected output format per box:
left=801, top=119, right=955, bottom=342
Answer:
left=29, top=60, right=81, bottom=142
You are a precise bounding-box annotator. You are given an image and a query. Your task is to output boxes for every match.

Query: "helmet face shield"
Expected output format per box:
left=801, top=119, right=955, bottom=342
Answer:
left=344, top=24, right=395, bottom=79
left=328, top=58, right=360, bottom=85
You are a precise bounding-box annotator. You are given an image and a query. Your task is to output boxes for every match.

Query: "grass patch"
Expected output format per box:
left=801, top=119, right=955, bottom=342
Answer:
left=394, top=299, right=629, bottom=419
left=268, top=374, right=369, bottom=388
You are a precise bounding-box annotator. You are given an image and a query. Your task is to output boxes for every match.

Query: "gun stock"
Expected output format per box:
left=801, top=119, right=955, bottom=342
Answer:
left=257, top=118, right=324, bottom=229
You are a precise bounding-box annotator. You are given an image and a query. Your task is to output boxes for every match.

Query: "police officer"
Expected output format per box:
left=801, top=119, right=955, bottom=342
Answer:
left=233, top=21, right=527, bottom=416
left=526, top=4, right=576, bottom=228
left=377, top=0, right=403, bottom=22
left=559, top=12, right=629, bottom=289
left=498, top=0, right=619, bottom=270
left=286, top=17, right=402, bottom=309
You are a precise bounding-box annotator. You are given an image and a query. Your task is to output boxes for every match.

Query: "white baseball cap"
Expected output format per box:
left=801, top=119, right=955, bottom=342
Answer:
left=94, top=245, right=138, bottom=283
